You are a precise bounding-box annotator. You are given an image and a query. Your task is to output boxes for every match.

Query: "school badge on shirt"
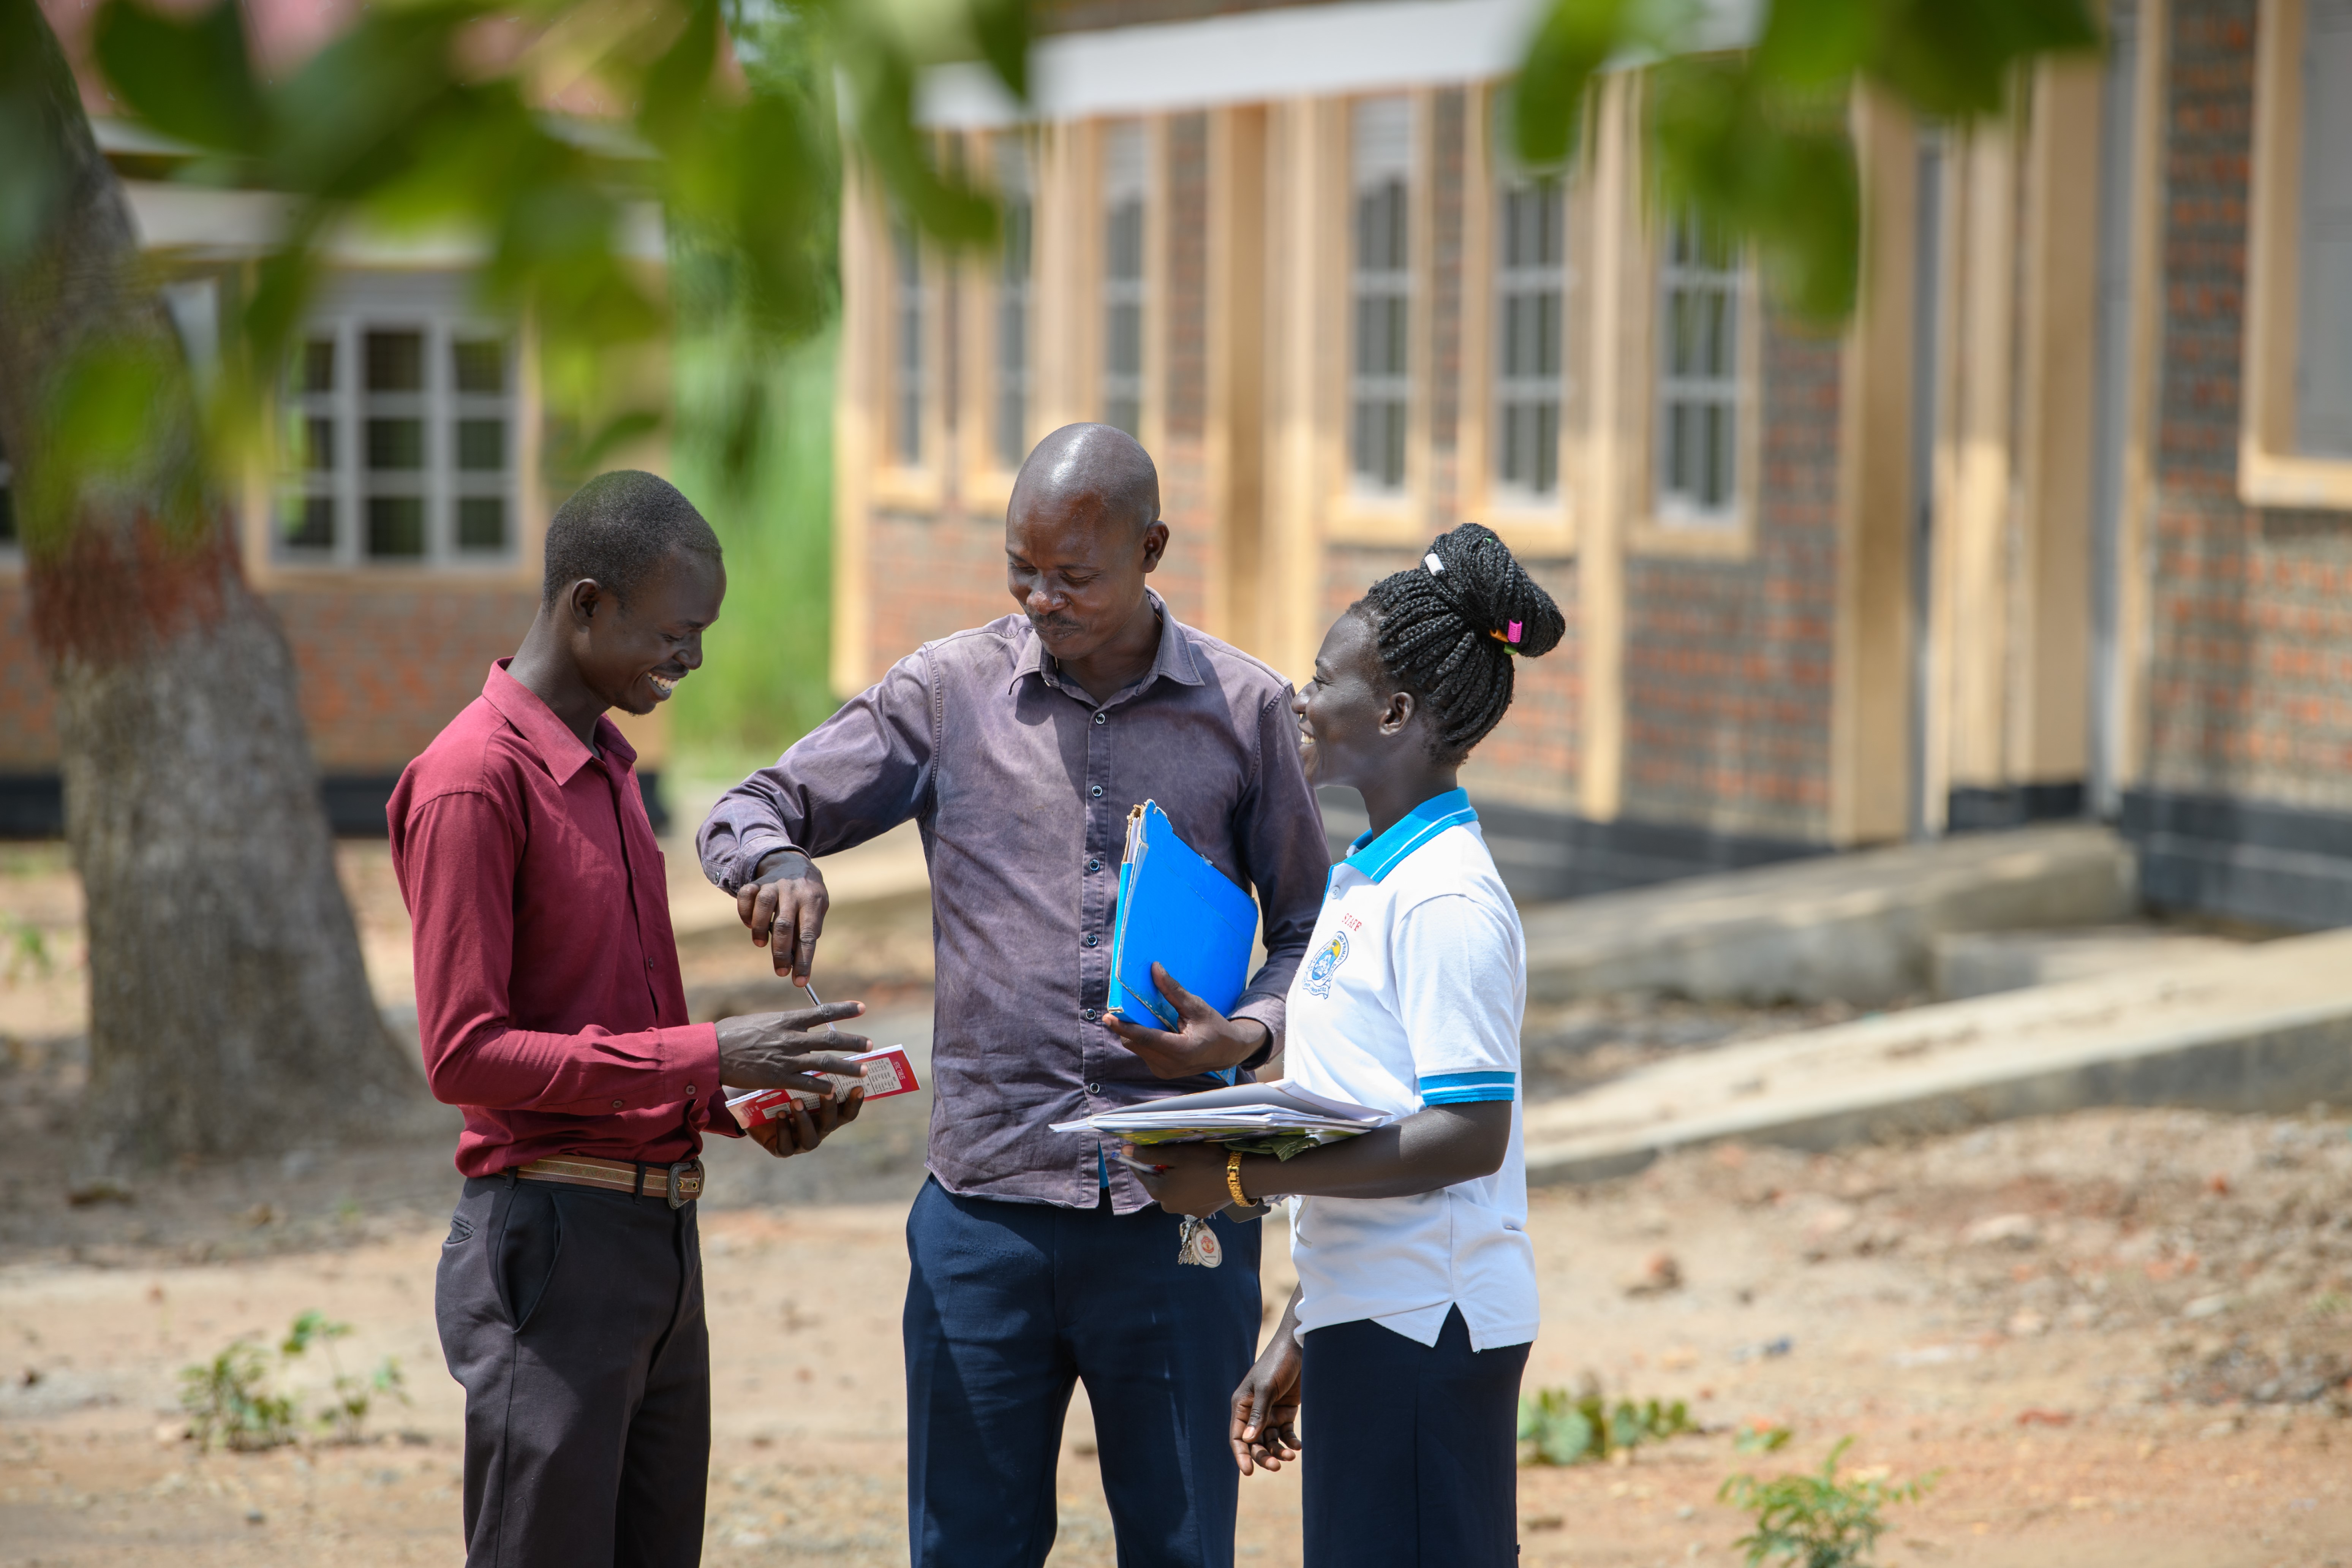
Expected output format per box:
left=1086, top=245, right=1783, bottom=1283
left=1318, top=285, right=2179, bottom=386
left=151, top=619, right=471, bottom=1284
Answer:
left=1302, top=929, right=1351, bottom=998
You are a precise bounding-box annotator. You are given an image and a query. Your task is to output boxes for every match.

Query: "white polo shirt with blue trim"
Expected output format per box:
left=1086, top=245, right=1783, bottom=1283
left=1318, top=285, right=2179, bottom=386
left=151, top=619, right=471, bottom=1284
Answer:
left=1280, top=788, right=1538, bottom=1352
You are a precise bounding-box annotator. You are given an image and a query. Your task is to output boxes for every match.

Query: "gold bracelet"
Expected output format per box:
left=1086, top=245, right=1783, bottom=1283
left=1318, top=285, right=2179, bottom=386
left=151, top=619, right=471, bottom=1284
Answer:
left=1226, top=1149, right=1250, bottom=1206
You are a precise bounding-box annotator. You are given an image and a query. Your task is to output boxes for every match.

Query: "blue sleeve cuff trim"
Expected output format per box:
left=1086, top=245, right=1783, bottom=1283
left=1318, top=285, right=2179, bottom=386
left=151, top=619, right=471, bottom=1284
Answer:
left=1419, top=1070, right=1516, bottom=1105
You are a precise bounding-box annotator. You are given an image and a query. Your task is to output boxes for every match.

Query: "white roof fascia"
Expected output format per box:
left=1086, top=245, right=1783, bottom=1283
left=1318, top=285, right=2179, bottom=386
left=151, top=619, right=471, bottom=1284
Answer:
left=120, top=182, right=666, bottom=267
left=915, top=0, right=1762, bottom=128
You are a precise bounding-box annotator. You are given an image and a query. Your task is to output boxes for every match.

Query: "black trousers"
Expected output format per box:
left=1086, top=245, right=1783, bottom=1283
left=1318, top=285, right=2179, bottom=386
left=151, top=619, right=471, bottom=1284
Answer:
left=1300, top=1306, right=1530, bottom=1568
left=437, top=1175, right=710, bottom=1568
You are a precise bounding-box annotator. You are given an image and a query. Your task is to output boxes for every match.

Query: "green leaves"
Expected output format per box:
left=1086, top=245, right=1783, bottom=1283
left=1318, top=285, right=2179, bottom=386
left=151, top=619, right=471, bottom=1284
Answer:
left=1513, top=0, right=2101, bottom=323
left=1720, top=1437, right=1938, bottom=1568
left=1518, top=1387, right=1696, bottom=1465
left=92, top=0, right=266, bottom=156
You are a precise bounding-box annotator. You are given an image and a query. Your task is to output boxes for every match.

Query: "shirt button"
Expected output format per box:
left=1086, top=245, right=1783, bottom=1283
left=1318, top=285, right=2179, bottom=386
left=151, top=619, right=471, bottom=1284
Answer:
left=611, top=1099, right=624, bottom=1110
left=1093, top=711, right=1108, bottom=726
left=1083, top=1007, right=1101, bottom=1022
left=1083, top=933, right=1099, bottom=948
left=1089, top=784, right=1105, bottom=798
left=1087, top=857, right=1102, bottom=873
left=645, top=958, right=656, bottom=970
left=1087, top=1082, right=1103, bottom=1095
left=685, top=1084, right=696, bottom=1097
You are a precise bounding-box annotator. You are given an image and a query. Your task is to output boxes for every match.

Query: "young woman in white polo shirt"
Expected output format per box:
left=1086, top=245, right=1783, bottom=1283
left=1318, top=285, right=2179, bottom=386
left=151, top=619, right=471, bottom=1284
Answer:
left=1130, top=522, right=1562, bottom=1568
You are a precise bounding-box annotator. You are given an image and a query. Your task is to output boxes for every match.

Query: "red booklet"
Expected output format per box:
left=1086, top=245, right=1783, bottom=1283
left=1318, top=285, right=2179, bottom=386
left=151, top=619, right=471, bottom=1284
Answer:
left=723, top=1046, right=922, bottom=1130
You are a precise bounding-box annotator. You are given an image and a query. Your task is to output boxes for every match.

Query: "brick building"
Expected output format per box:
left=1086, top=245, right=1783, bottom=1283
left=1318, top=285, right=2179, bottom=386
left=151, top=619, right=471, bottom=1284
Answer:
left=0, top=0, right=674, bottom=835
left=831, top=0, right=2352, bottom=922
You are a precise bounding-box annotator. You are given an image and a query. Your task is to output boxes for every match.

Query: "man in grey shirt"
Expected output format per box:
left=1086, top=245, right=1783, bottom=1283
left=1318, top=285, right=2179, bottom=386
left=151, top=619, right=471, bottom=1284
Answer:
left=697, top=423, right=1327, bottom=1568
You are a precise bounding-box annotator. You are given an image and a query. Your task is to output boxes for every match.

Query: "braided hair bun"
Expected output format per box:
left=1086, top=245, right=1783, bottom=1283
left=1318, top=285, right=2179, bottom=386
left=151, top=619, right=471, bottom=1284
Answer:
left=1352, top=522, right=1566, bottom=763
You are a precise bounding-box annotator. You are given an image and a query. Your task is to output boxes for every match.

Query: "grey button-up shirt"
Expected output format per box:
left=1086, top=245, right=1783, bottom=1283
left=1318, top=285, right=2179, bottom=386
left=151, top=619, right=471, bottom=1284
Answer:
left=697, top=597, right=1330, bottom=1212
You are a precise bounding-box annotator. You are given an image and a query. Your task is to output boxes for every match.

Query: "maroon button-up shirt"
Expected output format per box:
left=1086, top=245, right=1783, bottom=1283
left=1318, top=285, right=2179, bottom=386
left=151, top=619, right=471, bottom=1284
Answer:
left=390, top=661, right=732, bottom=1179
left=697, top=599, right=1328, bottom=1213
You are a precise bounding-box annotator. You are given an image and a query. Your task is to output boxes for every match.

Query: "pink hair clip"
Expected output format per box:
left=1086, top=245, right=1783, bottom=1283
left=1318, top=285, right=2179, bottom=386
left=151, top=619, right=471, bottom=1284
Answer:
left=1487, top=621, right=1523, bottom=646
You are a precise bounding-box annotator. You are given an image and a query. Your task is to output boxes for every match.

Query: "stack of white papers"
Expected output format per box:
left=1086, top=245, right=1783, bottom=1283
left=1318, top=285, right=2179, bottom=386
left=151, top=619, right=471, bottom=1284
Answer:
left=1051, top=1082, right=1389, bottom=1144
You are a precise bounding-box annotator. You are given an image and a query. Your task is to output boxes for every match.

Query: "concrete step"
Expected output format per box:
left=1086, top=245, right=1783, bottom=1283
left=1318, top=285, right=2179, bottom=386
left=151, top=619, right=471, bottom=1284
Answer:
left=1518, top=822, right=2135, bottom=1007
left=1520, top=927, right=2352, bottom=1184
left=1930, top=924, right=2246, bottom=1000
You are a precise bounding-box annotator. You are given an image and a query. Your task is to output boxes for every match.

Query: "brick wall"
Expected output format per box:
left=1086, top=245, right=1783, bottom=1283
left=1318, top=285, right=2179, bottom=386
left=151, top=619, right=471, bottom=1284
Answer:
left=271, top=585, right=539, bottom=769
left=0, top=576, right=536, bottom=775
left=1620, top=318, right=1842, bottom=840
left=1323, top=543, right=1580, bottom=800
left=0, top=578, right=56, bottom=769
left=2142, top=0, right=2352, bottom=809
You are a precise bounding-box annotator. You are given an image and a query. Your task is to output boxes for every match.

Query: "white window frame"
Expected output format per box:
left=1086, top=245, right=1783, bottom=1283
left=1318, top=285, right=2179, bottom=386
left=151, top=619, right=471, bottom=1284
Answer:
left=2242, top=0, right=2352, bottom=506
left=1348, top=95, right=1415, bottom=496
left=1100, top=119, right=1150, bottom=439
left=1493, top=169, right=1567, bottom=504
left=995, top=134, right=1035, bottom=472
left=1650, top=212, right=1748, bottom=529
left=274, top=271, right=519, bottom=570
left=891, top=215, right=928, bottom=470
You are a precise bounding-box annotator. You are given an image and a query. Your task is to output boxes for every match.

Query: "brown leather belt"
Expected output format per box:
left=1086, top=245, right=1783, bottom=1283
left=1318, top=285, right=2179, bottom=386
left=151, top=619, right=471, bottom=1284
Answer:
left=515, top=1155, right=704, bottom=1209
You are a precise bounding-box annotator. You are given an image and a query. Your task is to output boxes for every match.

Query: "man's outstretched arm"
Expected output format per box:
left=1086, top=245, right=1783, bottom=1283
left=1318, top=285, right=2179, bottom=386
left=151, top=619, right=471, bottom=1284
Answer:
left=695, top=652, right=936, bottom=986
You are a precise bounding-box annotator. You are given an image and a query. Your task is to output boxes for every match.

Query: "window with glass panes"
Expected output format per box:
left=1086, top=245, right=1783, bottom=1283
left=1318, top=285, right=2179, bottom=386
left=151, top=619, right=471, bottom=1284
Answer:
left=277, top=274, right=515, bottom=564
left=2297, top=0, right=2352, bottom=455
left=1655, top=215, right=1740, bottom=522
left=1101, top=122, right=1148, bottom=439
left=892, top=217, right=925, bottom=467
left=996, top=136, right=1034, bottom=469
left=1495, top=171, right=1565, bottom=499
left=1351, top=96, right=1413, bottom=493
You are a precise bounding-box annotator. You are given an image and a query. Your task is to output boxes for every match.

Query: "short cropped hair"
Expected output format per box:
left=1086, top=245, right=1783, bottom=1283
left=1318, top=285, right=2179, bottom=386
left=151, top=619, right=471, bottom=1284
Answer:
left=541, top=470, right=721, bottom=606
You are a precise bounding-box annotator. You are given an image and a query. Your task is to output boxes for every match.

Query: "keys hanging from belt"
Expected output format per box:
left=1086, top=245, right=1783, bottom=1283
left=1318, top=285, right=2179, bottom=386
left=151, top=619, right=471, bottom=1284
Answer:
left=1176, top=1214, right=1222, bottom=1267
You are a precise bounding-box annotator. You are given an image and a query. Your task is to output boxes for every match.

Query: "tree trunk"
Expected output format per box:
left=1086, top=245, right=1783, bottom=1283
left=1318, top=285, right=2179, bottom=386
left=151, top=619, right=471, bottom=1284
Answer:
left=0, top=0, right=421, bottom=1175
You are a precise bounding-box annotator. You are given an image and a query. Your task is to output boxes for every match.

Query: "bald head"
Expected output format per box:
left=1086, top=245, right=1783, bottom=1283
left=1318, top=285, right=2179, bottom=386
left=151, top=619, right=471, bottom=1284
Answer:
left=1009, top=423, right=1160, bottom=536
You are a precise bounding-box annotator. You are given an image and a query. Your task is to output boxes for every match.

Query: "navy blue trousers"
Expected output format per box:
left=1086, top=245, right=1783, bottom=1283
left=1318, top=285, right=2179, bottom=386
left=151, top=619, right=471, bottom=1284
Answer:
left=1300, top=1307, right=1530, bottom=1568
left=903, top=1177, right=1263, bottom=1568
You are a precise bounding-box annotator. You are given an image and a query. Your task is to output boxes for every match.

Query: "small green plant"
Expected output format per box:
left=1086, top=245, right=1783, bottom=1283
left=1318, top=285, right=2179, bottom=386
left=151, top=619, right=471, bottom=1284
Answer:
left=1719, top=1437, right=1937, bottom=1568
left=180, top=1338, right=298, bottom=1452
left=2, top=917, right=52, bottom=983
left=1735, top=1415, right=1796, bottom=1453
left=179, top=1311, right=409, bottom=1452
left=1517, top=1389, right=1696, bottom=1465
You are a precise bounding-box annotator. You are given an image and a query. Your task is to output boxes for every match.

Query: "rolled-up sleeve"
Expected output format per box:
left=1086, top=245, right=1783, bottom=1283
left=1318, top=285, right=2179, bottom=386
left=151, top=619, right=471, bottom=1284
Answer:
left=1231, top=687, right=1331, bottom=1054
left=697, top=653, right=939, bottom=893
left=402, top=789, right=721, bottom=1114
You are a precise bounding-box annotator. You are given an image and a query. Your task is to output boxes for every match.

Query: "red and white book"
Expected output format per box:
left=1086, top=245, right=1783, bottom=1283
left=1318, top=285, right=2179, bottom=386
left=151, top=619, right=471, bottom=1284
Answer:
left=723, top=1046, right=922, bottom=1130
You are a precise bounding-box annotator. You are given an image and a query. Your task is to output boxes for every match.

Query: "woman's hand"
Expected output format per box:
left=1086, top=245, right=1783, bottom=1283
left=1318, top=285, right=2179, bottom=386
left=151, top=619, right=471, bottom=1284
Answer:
left=1103, top=963, right=1271, bottom=1079
left=1230, top=1295, right=1304, bottom=1476
left=1124, top=1141, right=1244, bottom=1217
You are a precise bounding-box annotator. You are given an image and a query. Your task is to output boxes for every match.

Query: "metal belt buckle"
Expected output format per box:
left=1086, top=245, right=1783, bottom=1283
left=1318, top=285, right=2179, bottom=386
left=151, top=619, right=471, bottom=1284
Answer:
left=667, top=1160, right=702, bottom=1210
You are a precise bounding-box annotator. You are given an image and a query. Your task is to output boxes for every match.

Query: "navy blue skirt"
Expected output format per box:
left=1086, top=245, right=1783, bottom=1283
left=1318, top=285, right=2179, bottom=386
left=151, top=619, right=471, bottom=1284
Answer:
left=1299, top=1305, right=1531, bottom=1568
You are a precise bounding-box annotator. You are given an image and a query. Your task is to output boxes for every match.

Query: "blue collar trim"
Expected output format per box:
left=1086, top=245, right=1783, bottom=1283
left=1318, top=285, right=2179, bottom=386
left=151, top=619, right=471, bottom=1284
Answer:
left=1340, top=789, right=1477, bottom=884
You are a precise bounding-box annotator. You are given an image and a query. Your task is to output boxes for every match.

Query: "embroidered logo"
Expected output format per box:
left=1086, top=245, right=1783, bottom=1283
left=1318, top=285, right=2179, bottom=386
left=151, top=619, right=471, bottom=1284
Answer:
left=1302, top=929, right=1351, bottom=998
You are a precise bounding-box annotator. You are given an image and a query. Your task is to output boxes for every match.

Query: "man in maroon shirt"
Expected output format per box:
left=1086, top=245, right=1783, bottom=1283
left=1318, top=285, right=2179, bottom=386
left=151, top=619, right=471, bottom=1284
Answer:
left=391, top=470, right=872, bottom=1568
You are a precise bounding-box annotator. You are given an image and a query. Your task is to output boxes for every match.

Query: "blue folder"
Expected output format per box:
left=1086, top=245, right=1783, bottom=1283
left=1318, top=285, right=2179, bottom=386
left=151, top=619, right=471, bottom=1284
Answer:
left=1108, top=801, right=1260, bottom=1035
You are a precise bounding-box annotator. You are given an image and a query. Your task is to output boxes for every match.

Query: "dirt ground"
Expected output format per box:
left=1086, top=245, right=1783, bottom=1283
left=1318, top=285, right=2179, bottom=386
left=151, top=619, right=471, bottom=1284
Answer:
left=5, top=844, right=2352, bottom=1567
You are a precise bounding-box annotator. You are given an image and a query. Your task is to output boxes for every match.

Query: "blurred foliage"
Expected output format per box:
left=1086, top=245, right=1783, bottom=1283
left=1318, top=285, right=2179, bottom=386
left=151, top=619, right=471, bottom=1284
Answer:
left=669, top=324, right=839, bottom=768
left=1518, top=1387, right=1696, bottom=1465
left=1, top=0, right=2108, bottom=581
left=1720, top=1437, right=1937, bottom=1568
left=0, top=0, right=1027, bottom=561
left=1515, top=0, right=2101, bottom=321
